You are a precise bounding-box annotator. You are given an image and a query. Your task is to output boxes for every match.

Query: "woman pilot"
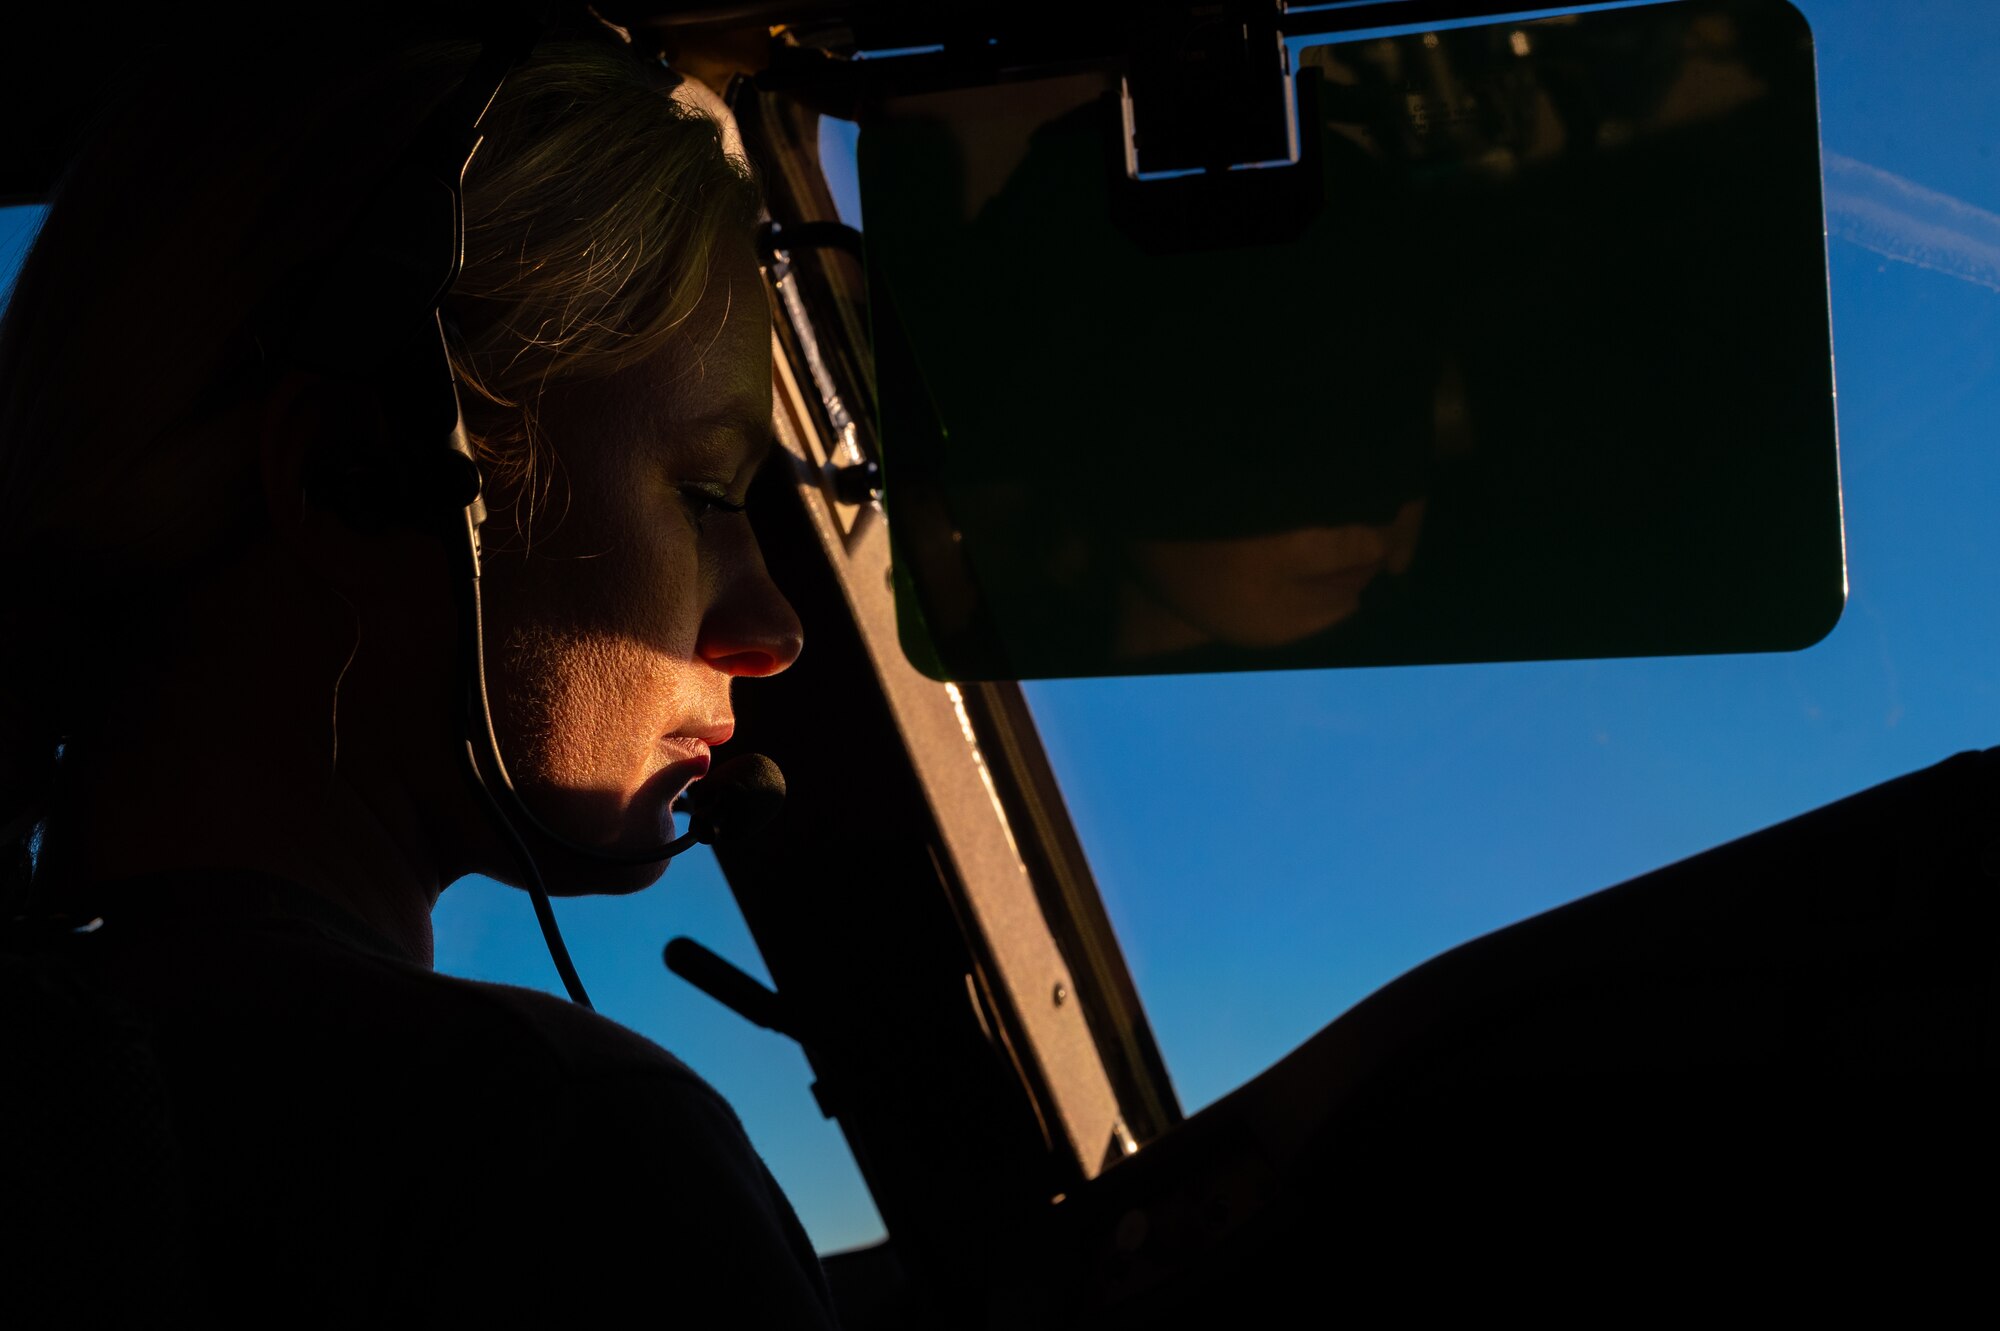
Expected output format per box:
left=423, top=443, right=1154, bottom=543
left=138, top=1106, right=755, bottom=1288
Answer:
left=0, top=15, right=833, bottom=1323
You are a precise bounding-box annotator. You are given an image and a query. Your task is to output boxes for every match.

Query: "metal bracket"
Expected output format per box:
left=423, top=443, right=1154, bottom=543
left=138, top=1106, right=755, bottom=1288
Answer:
left=1121, top=0, right=1298, bottom=179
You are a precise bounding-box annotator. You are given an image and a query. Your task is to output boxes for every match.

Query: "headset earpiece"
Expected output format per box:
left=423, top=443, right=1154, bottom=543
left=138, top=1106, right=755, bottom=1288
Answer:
left=298, top=334, right=486, bottom=533
left=302, top=436, right=483, bottom=532
left=304, top=443, right=488, bottom=531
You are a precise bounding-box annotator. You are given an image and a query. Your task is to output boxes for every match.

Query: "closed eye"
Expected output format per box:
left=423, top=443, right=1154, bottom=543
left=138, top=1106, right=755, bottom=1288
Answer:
left=676, top=485, right=749, bottom=528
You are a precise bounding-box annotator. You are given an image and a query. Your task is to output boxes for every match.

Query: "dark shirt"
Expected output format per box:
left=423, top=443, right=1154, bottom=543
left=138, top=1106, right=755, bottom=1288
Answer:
left=1, top=871, right=839, bottom=1326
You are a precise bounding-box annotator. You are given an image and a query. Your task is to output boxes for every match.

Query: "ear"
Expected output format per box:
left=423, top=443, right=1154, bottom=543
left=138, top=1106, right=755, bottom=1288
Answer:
left=257, top=370, right=443, bottom=594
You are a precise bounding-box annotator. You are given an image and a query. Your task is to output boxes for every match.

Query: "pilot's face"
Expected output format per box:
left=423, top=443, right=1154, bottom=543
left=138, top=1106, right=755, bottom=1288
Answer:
left=476, top=239, right=802, bottom=890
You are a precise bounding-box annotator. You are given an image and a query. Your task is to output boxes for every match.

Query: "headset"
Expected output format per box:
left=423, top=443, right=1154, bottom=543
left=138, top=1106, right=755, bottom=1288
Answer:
left=290, top=6, right=784, bottom=1010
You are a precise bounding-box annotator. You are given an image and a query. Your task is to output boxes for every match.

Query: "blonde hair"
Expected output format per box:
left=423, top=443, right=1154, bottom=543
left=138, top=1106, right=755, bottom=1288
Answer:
left=0, top=29, right=762, bottom=894
left=448, top=45, right=762, bottom=519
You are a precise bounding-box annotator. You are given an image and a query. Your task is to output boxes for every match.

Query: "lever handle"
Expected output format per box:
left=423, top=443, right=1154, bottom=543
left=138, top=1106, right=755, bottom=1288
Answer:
left=663, top=937, right=799, bottom=1043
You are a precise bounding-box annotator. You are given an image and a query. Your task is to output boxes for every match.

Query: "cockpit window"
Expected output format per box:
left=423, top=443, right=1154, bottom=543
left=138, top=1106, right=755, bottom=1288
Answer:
left=776, top=0, right=2000, bottom=1127
left=1, top=206, right=43, bottom=298
left=1018, top=0, right=2000, bottom=1113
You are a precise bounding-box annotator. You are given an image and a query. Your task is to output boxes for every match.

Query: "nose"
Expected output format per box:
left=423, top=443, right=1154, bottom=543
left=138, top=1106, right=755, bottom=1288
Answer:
left=696, top=544, right=804, bottom=679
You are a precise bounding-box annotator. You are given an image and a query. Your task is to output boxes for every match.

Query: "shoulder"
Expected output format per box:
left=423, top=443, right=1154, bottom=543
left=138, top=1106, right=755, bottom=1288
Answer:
left=35, top=891, right=837, bottom=1323
left=142, top=901, right=716, bottom=1090
left=414, top=962, right=711, bottom=1086
left=275, top=952, right=838, bottom=1321
left=94, top=906, right=756, bottom=1160
left=387, top=974, right=839, bottom=1324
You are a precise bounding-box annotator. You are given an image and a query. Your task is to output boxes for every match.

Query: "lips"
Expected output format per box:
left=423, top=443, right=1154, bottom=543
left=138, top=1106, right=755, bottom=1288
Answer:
left=657, top=736, right=714, bottom=777
left=657, top=724, right=729, bottom=791
left=671, top=719, right=735, bottom=747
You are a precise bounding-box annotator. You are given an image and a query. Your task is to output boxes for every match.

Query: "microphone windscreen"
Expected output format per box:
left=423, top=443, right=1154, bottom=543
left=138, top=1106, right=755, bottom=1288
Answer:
left=684, top=753, right=786, bottom=844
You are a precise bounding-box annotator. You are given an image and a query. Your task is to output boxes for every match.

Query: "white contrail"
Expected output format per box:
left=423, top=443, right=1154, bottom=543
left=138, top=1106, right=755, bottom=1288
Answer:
left=1822, top=151, right=2000, bottom=293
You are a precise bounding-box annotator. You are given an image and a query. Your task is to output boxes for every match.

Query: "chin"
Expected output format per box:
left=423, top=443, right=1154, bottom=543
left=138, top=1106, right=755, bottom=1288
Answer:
left=548, top=801, right=684, bottom=896
left=496, top=779, right=683, bottom=896
left=538, top=853, right=672, bottom=898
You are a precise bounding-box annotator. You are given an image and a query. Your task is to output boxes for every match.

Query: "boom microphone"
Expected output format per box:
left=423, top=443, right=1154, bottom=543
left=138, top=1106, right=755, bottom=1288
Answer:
left=476, top=745, right=786, bottom=867
left=678, top=752, right=787, bottom=846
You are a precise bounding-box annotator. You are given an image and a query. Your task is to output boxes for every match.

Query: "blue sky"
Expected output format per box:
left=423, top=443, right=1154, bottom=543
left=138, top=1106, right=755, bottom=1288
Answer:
left=1033, top=0, right=2000, bottom=1115
left=6, top=0, right=1998, bottom=1258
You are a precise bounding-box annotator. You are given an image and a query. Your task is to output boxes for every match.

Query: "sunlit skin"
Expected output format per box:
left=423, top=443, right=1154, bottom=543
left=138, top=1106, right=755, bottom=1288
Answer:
left=59, top=239, right=799, bottom=960
left=1115, top=498, right=1426, bottom=656
left=479, top=239, right=802, bottom=891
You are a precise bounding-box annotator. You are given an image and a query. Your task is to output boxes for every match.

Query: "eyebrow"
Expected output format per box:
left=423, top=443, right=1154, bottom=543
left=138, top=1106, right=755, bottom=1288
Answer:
left=681, top=407, right=780, bottom=472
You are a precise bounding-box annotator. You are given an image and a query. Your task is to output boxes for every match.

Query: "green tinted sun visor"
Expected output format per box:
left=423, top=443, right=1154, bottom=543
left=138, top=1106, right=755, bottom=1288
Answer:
left=858, top=0, right=1843, bottom=681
